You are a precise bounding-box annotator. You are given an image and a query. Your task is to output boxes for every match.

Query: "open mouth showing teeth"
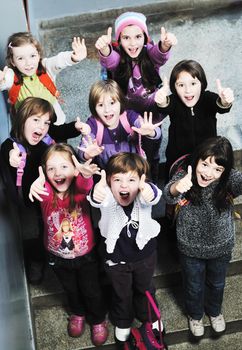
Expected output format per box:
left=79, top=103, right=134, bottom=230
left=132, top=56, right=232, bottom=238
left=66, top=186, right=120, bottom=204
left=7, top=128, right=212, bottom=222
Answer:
left=120, top=191, right=129, bottom=199
left=185, top=96, right=194, bottom=101
left=55, top=179, right=65, bottom=185
left=32, top=132, right=42, bottom=140
left=201, top=175, right=211, bottom=182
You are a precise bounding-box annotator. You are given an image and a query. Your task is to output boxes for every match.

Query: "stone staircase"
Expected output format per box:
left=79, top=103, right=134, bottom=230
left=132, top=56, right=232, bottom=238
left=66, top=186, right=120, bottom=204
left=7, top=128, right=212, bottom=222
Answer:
left=29, top=151, right=242, bottom=350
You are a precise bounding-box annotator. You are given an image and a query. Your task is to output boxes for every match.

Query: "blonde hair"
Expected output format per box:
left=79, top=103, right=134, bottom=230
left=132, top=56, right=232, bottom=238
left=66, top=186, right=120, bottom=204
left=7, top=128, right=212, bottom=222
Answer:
left=89, top=79, right=126, bottom=117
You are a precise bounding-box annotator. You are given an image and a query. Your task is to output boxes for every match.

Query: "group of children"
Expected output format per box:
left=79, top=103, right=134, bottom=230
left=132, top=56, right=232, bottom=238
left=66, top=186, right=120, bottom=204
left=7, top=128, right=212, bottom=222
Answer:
left=0, top=9, right=241, bottom=349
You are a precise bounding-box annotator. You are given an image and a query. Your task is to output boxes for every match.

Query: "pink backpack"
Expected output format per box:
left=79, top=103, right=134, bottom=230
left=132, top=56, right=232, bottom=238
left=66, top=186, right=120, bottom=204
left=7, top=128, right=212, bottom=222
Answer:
left=95, top=111, right=146, bottom=158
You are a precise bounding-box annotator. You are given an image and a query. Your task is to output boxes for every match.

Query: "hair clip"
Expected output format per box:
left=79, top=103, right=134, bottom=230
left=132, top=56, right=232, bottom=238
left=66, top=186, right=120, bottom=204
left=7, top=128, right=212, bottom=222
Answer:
left=8, top=42, right=13, bottom=49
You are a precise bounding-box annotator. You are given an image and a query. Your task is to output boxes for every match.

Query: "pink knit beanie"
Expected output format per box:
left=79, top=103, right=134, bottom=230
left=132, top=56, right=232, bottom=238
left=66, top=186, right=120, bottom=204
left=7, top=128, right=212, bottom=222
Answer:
left=115, top=12, right=149, bottom=41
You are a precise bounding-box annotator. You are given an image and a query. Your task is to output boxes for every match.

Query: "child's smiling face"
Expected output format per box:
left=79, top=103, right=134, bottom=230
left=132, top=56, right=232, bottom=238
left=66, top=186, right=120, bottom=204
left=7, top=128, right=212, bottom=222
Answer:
left=11, top=43, right=40, bottom=76
left=110, top=171, right=141, bottom=206
left=196, top=156, right=225, bottom=187
left=175, top=71, right=202, bottom=107
left=24, top=112, right=50, bottom=145
left=45, top=152, right=78, bottom=196
left=120, top=25, right=145, bottom=58
left=95, top=93, right=121, bottom=129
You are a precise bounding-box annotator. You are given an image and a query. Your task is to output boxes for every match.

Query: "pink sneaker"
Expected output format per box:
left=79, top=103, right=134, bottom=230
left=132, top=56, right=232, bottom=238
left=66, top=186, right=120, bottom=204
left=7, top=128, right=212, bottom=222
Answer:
left=68, top=315, right=85, bottom=337
left=91, top=320, right=108, bottom=346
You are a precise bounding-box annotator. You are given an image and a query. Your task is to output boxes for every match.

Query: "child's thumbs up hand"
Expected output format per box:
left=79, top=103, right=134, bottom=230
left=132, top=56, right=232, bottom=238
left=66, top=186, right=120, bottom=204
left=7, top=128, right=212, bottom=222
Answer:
left=139, top=174, right=154, bottom=202
left=175, top=165, right=193, bottom=194
left=95, top=27, right=112, bottom=56
left=29, top=166, right=48, bottom=202
left=93, top=169, right=108, bottom=203
left=0, top=66, right=9, bottom=84
left=155, top=76, right=170, bottom=107
left=216, top=78, right=234, bottom=106
left=9, top=142, right=22, bottom=168
left=160, top=27, right=177, bottom=52
left=75, top=117, right=91, bottom=135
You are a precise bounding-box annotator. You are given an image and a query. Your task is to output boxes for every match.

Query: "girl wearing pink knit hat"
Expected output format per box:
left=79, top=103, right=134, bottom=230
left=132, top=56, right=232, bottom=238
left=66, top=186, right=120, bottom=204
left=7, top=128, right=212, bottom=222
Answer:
left=95, top=11, right=177, bottom=183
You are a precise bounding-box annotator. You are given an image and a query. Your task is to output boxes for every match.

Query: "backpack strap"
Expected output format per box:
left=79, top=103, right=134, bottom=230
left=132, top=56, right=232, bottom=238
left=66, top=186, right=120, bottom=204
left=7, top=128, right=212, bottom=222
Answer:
left=38, top=71, right=60, bottom=98
left=8, top=74, right=21, bottom=105
left=11, top=134, right=53, bottom=188
left=119, top=111, right=133, bottom=135
left=95, top=119, right=104, bottom=146
left=11, top=141, right=27, bottom=187
left=169, top=153, right=190, bottom=179
left=42, top=133, right=55, bottom=145
left=120, top=112, right=146, bottom=158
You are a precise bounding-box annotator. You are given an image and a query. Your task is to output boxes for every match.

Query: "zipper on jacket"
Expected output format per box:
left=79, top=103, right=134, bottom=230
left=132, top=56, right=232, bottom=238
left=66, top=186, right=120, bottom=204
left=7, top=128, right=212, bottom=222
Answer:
left=191, top=107, right=195, bottom=116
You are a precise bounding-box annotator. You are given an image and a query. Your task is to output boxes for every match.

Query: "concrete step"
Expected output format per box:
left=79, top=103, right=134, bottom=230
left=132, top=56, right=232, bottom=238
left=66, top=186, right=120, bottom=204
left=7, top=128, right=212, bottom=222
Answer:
left=168, top=331, right=242, bottom=350
left=33, top=273, right=242, bottom=350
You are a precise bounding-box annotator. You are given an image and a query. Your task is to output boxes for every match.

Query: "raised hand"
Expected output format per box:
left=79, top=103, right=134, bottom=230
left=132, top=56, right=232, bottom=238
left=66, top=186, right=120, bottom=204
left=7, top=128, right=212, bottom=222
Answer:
left=155, top=76, right=170, bottom=107
left=132, top=112, right=163, bottom=137
left=75, top=117, right=91, bottom=135
left=216, top=79, right=234, bottom=106
left=139, top=174, right=154, bottom=202
left=0, top=66, right=9, bottom=84
left=9, top=142, right=22, bottom=168
left=95, top=27, right=112, bottom=56
left=174, top=165, right=193, bottom=194
left=71, top=37, right=87, bottom=62
left=93, top=169, right=108, bottom=203
left=72, top=155, right=100, bottom=178
left=78, top=135, right=105, bottom=160
left=160, top=27, right=177, bottom=52
left=29, top=166, right=48, bottom=202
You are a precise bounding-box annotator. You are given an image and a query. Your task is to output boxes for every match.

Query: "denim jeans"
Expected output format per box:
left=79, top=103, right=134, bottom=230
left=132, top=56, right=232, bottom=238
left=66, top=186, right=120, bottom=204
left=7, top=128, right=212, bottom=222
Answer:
left=179, top=253, right=231, bottom=320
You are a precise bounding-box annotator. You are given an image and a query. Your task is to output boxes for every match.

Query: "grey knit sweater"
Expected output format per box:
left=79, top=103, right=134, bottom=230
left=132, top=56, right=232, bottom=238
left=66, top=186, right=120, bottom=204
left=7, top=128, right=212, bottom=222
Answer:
left=163, top=169, right=242, bottom=259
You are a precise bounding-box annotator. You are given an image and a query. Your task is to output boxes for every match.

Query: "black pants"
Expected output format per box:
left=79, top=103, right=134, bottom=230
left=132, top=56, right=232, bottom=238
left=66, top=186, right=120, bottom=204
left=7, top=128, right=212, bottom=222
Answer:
left=104, top=251, right=157, bottom=328
left=142, top=136, right=162, bottom=184
left=50, top=250, right=107, bottom=325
